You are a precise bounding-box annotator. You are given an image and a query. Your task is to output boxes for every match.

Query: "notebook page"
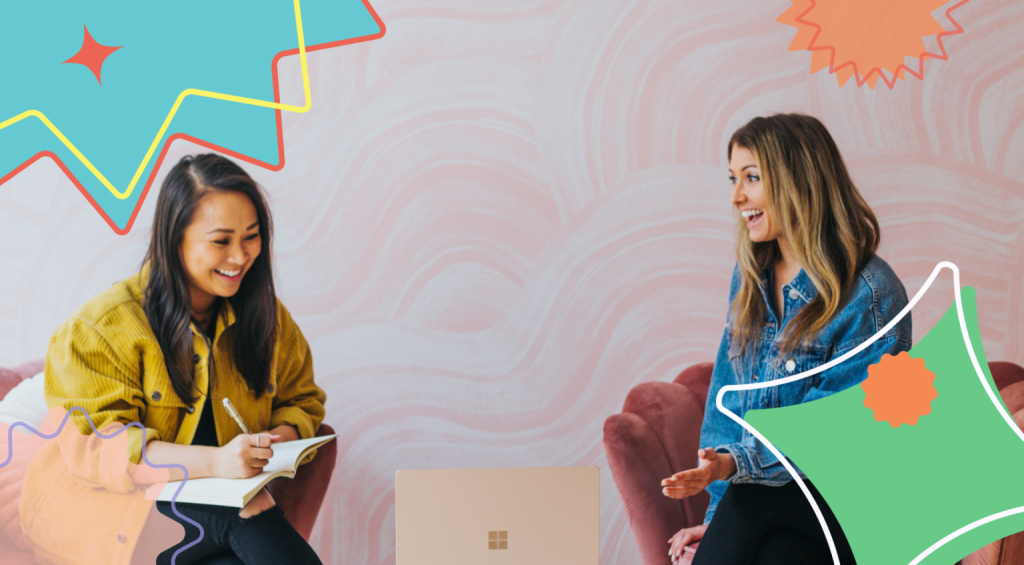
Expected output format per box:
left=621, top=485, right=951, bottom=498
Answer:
left=261, top=434, right=334, bottom=473
left=153, top=472, right=272, bottom=506
left=152, top=434, right=336, bottom=505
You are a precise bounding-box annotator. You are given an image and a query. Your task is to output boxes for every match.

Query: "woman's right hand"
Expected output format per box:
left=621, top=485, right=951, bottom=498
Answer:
left=212, top=433, right=280, bottom=479
left=668, top=524, right=706, bottom=563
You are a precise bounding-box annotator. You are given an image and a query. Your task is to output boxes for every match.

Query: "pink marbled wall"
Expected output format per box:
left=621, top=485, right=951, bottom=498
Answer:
left=2, top=0, right=1023, bottom=562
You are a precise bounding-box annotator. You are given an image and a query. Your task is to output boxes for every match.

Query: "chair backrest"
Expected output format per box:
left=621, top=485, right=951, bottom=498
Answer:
left=267, top=423, right=338, bottom=541
left=0, top=360, right=44, bottom=401
left=673, top=363, right=713, bottom=407
left=990, top=362, right=1024, bottom=392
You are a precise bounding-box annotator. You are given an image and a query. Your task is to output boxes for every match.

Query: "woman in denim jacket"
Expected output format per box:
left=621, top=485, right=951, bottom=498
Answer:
left=662, top=114, right=912, bottom=564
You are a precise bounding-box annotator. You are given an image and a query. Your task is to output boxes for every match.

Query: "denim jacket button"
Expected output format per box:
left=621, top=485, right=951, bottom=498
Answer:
left=785, top=359, right=796, bottom=372
left=752, top=374, right=759, bottom=381
left=788, top=288, right=800, bottom=300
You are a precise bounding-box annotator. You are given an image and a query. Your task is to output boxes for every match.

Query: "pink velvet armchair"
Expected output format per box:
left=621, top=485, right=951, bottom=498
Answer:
left=0, top=359, right=336, bottom=564
left=603, top=361, right=1024, bottom=565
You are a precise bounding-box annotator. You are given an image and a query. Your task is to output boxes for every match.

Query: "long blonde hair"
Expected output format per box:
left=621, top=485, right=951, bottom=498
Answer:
left=728, top=114, right=879, bottom=355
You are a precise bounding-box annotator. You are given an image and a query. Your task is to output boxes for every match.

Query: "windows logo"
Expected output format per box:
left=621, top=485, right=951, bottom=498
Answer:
left=488, top=531, right=508, bottom=550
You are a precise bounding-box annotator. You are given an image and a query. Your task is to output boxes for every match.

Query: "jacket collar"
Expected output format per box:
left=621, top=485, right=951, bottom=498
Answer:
left=755, top=264, right=818, bottom=312
left=785, top=268, right=817, bottom=304
left=131, top=262, right=238, bottom=338
left=209, top=299, right=237, bottom=340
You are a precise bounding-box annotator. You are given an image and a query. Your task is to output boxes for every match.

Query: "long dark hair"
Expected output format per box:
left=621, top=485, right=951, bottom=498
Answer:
left=143, top=154, right=278, bottom=403
left=728, top=114, right=880, bottom=354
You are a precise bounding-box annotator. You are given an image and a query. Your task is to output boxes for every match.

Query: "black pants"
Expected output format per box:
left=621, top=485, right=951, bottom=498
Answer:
left=154, top=501, right=323, bottom=565
left=692, top=481, right=857, bottom=565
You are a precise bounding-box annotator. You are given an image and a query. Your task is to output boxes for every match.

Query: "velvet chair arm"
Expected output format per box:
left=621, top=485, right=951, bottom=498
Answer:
left=962, top=363, right=1024, bottom=565
left=605, top=361, right=1024, bottom=565
left=267, top=424, right=337, bottom=541
left=604, top=367, right=713, bottom=565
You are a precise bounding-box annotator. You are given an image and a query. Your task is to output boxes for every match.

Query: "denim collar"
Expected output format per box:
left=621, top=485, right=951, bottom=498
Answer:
left=756, top=265, right=818, bottom=312
left=784, top=268, right=817, bottom=304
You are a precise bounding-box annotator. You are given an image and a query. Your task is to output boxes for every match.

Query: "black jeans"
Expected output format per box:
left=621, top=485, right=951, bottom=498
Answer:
left=692, top=481, right=857, bottom=565
left=154, top=501, right=323, bottom=565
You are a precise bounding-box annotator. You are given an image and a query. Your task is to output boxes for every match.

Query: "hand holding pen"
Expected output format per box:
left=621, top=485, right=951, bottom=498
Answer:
left=213, top=397, right=282, bottom=479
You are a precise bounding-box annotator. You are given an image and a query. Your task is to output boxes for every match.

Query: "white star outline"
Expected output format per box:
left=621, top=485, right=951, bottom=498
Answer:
left=716, top=261, right=1024, bottom=564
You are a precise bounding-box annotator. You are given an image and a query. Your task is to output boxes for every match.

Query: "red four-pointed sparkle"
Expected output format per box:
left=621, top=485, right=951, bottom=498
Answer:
left=63, top=25, right=122, bottom=85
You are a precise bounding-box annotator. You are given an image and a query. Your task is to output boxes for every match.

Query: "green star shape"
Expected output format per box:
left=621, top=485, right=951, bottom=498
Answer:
left=746, top=286, right=1024, bottom=564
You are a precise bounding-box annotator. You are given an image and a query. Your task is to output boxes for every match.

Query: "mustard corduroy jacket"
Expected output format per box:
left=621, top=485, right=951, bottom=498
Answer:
left=19, top=268, right=326, bottom=565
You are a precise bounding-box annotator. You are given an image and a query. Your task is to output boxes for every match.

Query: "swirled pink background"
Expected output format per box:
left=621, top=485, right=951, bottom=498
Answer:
left=2, top=0, right=1022, bottom=562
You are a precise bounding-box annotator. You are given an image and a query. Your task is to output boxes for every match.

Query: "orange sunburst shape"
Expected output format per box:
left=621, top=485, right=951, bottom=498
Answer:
left=861, top=352, right=938, bottom=427
left=777, top=0, right=969, bottom=89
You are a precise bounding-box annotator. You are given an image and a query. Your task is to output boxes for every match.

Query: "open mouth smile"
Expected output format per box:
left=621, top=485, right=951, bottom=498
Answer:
left=741, top=208, right=765, bottom=228
left=215, top=268, right=243, bottom=282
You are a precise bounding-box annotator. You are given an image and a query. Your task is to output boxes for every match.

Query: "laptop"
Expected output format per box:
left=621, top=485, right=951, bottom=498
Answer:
left=395, top=466, right=600, bottom=565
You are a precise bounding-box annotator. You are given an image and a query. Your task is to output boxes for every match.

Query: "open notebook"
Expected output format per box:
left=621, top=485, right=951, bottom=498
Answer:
left=152, top=434, right=337, bottom=508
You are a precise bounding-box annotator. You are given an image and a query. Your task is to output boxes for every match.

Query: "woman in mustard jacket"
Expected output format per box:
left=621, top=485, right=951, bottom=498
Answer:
left=20, top=154, right=327, bottom=565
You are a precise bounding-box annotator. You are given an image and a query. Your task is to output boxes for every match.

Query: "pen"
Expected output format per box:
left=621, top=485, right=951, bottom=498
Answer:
left=221, top=397, right=253, bottom=435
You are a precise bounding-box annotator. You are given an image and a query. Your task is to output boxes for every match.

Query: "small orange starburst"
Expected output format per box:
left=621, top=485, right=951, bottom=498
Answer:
left=862, top=352, right=938, bottom=427
left=777, top=0, right=969, bottom=89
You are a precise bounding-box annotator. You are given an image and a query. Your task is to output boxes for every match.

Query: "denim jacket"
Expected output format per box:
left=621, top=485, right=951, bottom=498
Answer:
left=700, top=254, right=912, bottom=525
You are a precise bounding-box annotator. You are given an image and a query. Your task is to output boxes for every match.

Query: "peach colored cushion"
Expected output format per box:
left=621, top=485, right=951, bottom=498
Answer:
left=0, top=369, right=48, bottom=551
left=0, top=418, right=47, bottom=550
left=0, top=546, right=36, bottom=565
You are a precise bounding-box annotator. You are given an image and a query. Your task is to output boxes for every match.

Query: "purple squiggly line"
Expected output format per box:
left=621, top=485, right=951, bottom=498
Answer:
left=1, top=407, right=201, bottom=565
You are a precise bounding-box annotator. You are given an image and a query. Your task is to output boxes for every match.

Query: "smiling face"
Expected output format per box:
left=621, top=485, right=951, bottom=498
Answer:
left=179, top=190, right=262, bottom=315
left=729, top=144, right=780, bottom=243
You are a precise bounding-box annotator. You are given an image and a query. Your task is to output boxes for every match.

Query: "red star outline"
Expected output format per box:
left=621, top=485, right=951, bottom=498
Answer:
left=0, top=0, right=385, bottom=234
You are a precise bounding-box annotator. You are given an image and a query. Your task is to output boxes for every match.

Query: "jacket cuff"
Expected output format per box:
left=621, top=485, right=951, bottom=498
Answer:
left=715, top=443, right=757, bottom=484
left=127, top=426, right=162, bottom=465
left=103, top=425, right=160, bottom=493
left=269, top=406, right=316, bottom=440
left=270, top=407, right=321, bottom=466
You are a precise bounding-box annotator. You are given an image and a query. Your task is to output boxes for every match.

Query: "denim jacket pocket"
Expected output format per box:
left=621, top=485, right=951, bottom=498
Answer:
left=762, top=346, right=828, bottom=409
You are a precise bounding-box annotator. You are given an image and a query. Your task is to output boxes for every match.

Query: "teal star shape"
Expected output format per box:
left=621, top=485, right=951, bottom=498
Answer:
left=0, top=0, right=384, bottom=233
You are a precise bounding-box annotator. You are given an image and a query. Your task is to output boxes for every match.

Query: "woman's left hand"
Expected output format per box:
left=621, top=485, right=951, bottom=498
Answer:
left=668, top=524, right=706, bottom=563
left=661, top=447, right=736, bottom=499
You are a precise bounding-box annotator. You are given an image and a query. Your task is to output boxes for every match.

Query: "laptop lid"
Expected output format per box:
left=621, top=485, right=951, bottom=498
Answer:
left=395, top=466, right=599, bottom=565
